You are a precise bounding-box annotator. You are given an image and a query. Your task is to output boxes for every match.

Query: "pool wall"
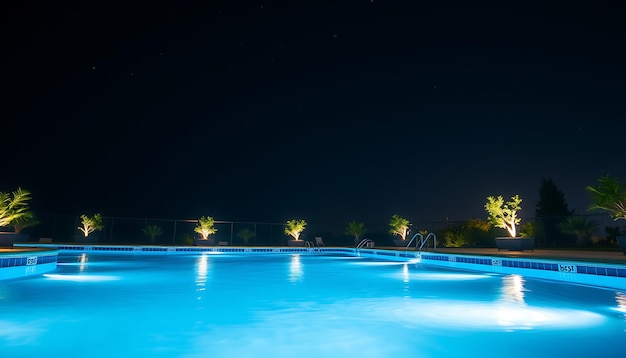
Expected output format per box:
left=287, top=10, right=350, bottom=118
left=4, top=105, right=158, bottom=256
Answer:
left=11, top=244, right=626, bottom=289
left=356, top=249, right=626, bottom=289
left=0, top=249, right=59, bottom=280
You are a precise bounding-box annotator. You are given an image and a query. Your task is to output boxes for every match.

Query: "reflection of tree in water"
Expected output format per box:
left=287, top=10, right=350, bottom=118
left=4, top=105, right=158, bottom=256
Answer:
left=195, top=254, right=209, bottom=299
left=500, top=274, right=526, bottom=305
left=79, top=253, right=88, bottom=272
left=289, top=254, right=302, bottom=283
left=402, top=263, right=410, bottom=296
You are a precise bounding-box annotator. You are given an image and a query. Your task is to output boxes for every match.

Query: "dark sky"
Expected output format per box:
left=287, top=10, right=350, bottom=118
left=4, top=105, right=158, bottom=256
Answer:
left=2, top=1, right=626, bottom=234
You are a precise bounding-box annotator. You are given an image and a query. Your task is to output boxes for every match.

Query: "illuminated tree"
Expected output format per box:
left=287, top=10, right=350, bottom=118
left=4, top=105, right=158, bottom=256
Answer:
left=78, top=214, right=104, bottom=237
left=0, top=187, right=32, bottom=228
left=194, top=216, right=217, bottom=240
left=485, top=195, right=522, bottom=237
left=11, top=211, right=40, bottom=234
left=388, top=214, right=410, bottom=241
left=284, top=219, right=307, bottom=240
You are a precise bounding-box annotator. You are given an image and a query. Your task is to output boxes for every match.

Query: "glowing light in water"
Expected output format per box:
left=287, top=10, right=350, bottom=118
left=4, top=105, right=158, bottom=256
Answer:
left=352, top=261, right=407, bottom=266
left=289, top=254, right=303, bottom=283
left=375, top=297, right=605, bottom=331
left=369, top=273, right=603, bottom=331
left=387, top=270, right=491, bottom=281
left=495, top=274, right=533, bottom=329
left=43, top=274, right=119, bottom=282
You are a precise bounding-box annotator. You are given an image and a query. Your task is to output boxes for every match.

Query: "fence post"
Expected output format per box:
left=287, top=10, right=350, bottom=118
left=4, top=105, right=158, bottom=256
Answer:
left=109, top=217, right=114, bottom=243
left=172, top=220, right=177, bottom=244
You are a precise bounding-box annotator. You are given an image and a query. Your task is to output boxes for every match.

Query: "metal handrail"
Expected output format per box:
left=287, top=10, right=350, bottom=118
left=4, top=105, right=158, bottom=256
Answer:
left=420, top=232, right=437, bottom=251
left=405, top=232, right=437, bottom=251
left=405, top=233, right=422, bottom=250
left=356, top=238, right=373, bottom=249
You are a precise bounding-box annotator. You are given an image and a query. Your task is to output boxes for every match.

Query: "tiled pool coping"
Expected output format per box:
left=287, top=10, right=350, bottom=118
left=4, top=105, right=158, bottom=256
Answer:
left=0, top=248, right=59, bottom=281
left=359, top=249, right=626, bottom=290
left=8, top=244, right=626, bottom=289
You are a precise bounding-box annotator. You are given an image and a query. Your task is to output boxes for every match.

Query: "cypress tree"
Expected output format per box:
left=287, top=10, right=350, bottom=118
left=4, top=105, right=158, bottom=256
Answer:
left=535, top=178, right=573, bottom=247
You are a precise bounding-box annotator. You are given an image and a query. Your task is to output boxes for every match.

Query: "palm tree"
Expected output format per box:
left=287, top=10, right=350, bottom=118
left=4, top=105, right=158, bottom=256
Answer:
left=344, top=220, right=367, bottom=244
left=236, top=228, right=256, bottom=245
left=0, top=187, right=32, bottom=228
left=586, top=175, right=626, bottom=220
left=142, top=224, right=163, bottom=244
left=194, top=216, right=218, bottom=240
left=560, top=216, right=599, bottom=247
left=587, top=175, right=626, bottom=253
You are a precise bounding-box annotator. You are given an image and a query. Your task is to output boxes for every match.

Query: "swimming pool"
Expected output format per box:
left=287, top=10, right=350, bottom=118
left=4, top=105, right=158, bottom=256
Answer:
left=2, top=251, right=626, bottom=357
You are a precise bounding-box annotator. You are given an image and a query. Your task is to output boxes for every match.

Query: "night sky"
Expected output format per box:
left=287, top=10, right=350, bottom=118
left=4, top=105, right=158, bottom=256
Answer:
left=3, top=1, right=626, bottom=234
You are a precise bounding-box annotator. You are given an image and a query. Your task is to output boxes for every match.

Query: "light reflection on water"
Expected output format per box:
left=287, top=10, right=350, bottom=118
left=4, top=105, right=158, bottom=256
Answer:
left=43, top=273, right=120, bottom=282
left=1, top=253, right=626, bottom=357
left=500, top=274, right=526, bottom=305
left=195, top=254, right=210, bottom=300
left=289, top=254, right=303, bottom=283
left=615, top=291, right=626, bottom=314
left=614, top=291, right=626, bottom=329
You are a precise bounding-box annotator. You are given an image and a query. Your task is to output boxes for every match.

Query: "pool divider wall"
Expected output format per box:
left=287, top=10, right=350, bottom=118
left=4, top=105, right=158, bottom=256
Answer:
left=0, top=249, right=59, bottom=281
left=12, top=244, right=626, bottom=289
left=356, top=249, right=626, bottom=290
left=14, top=243, right=353, bottom=255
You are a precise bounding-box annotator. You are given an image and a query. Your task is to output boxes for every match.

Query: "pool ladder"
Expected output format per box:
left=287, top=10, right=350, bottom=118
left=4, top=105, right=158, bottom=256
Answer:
left=305, top=240, right=319, bottom=251
left=405, top=232, right=437, bottom=251
left=356, top=238, right=374, bottom=249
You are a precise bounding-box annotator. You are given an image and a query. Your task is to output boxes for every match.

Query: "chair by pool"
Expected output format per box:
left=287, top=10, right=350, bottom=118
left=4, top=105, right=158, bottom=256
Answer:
left=315, top=236, right=325, bottom=247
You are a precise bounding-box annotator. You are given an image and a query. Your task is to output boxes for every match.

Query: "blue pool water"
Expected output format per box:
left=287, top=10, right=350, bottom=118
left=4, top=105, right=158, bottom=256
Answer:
left=1, top=252, right=626, bottom=357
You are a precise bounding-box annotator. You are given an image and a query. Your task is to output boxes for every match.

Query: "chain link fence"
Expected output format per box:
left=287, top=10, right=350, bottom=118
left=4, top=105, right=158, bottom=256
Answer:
left=15, top=213, right=625, bottom=249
